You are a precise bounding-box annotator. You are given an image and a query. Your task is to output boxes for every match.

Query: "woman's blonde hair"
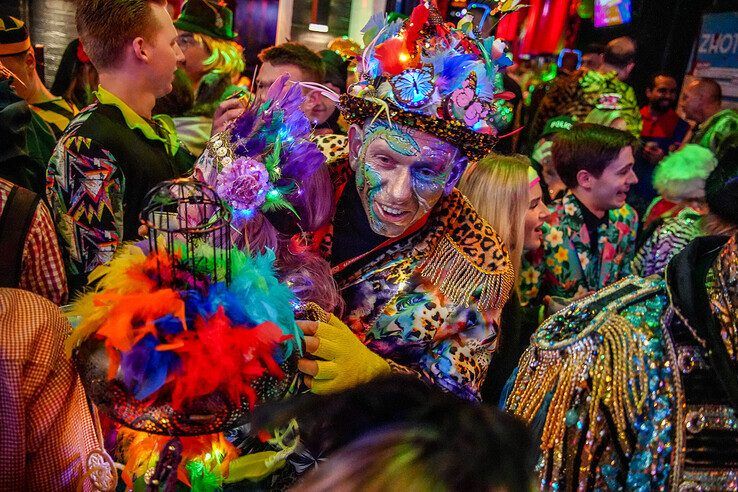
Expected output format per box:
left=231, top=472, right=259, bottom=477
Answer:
left=458, top=153, right=530, bottom=284
left=193, top=33, right=245, bottom=81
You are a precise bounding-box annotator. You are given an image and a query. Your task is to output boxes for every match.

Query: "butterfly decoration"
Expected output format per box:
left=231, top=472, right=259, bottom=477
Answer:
left=390, top=68, right=435, bottom=109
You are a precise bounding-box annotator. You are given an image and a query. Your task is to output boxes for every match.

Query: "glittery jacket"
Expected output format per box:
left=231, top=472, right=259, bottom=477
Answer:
left=520, top=191, right=639, bottom=304
left=505, top=234, right=738, bottom=491
left=315, top=136, right=516, bottom=401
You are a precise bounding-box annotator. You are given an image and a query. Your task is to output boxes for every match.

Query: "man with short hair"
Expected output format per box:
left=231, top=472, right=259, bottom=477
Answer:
left=520, top=123, right=639, bottom=307
left=682, top=77, right=738, bottom=153
left=528, top=36, right=642, bottom=144
left=255, top=42, right=330, bottom=126
left=631, top=73, right=691, bottom=212
left=0, top=16, right=78, bottom=139
left=47, top=0, right=196, bottom=294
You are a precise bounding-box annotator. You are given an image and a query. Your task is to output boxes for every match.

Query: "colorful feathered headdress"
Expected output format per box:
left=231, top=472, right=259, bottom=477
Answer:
left=340, top=0, right=516, bottom=161
left=202, top=74, right=326, bottom=230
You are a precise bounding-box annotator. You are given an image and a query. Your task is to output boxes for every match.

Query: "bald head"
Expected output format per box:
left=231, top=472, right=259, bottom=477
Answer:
left=602, top=37, right=636, bottom=80
left=681, top=77, right=723, bottom=123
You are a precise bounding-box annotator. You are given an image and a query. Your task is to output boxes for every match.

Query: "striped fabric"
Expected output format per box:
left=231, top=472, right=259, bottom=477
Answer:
left=632, top=208, right=704, bottom=277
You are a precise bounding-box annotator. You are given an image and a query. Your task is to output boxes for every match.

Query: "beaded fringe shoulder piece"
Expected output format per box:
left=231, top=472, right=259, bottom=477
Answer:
left=417, top=190, right=515, bottom=312
left=506, top=275, right=666, bottom=469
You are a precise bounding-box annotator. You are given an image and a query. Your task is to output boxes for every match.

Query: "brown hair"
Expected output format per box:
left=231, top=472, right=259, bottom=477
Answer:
left=258, top=42, right=325, bottom=82
left=552, top=123, right=636, bottom=189
left=603, top=36, right=636, bottom=69
left=75, top=0, right=167, bottom=70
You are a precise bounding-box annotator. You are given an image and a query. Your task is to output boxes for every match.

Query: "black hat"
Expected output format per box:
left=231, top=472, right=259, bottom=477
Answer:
left=175, top=0, right=236, bottom=41
left=706, top=133, right=738, bottom=226
left=0, top=16, right=31, bottom=56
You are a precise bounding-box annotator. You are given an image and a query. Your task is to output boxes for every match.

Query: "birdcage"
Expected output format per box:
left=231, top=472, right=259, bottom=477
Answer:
left=139, top=177, right=232, bottom=285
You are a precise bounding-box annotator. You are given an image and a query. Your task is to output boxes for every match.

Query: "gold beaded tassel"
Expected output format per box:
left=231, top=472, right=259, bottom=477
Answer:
left=418, top=235, right=515, bottom=311
left=506, top=316, right=649, bottom=455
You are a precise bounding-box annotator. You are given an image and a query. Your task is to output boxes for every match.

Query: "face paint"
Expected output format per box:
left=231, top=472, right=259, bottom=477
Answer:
left=354, top=121, right=461, bottom=237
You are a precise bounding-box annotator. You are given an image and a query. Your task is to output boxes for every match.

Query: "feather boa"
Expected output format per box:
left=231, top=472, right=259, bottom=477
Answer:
left=67, top=242, right=302, bottom=408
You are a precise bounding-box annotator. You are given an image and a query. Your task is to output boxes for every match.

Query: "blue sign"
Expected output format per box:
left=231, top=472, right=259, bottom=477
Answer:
left=693, top=11, right=738, bottom=106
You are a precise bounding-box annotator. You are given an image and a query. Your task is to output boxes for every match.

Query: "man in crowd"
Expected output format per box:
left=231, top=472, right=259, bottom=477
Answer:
left=255, top=42, right=329, bottom=126
left=289, top=4, right=515, bottom=401
left=0, top=16, right=78, bottom=139
left=47, top=0, right=196, bottom=294
left=631, top=72, right=690, bottom=213
left=682, top=76, right=738, bottom=153
left=520, top=124, right=639, bottom=308
left=174, top=0, right=245, bottom=99
left=506, top=133, right=738, bottom=491
left=528, top=36, right=641, bottom=146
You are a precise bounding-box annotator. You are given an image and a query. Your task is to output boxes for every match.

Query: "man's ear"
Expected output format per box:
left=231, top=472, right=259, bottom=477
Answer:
left=576, top=169, right=594, bottom=190
left=131, top=36, right=148, bottom=63
left=348, top=124, right=364, bottom=171
left=444, top=156, right=468, bottom=194
left=24, top=49, right=36, bottom=73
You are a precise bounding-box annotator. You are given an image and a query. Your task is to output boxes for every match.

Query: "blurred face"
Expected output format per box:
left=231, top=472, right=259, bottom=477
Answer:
left=349, top=121, right=464, bottom=237
left=580, top=146, right=638, bottom=211
left=582, top=52, right=603, bottom=71
left=610, top=117, right=628, bottom=131
left=0, top=50, right=34, bottom=100
left=176, top=30, right=209, bottom=84
left=524, top=181, right=549, bottom=251
left=647, top=76, right=677, bottom=113
left=255, top=62, right=327, bottom=123
left=680, top=80, right=703, bottom=123
left=144, top=4, right=184, bottom=97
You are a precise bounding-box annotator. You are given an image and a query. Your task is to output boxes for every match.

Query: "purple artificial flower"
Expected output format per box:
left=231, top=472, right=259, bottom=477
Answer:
left=216, top=157, right=271, bottom=215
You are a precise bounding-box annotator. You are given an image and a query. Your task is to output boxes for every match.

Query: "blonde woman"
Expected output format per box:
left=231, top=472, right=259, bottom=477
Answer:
left=458, top=153, right=549, bottom=402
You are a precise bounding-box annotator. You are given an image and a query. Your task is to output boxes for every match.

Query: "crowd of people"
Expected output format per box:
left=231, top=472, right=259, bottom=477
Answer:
left=0, top=0, right=737, bottom=490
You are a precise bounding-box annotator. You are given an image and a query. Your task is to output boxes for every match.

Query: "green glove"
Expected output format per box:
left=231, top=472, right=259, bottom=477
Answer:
left=297, top=315, right=391, bottom=394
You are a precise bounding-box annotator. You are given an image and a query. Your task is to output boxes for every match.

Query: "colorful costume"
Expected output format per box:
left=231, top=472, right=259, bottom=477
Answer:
left=506, top=233, right=738, bottom=491
left=323, top=148, right=514, bottom=401
left=520, top=191, right=638, bottom=303
left=529, top=68, right=642, bottom=140
left=47, top=86, right=195, bottom=293
left=632, top=207, right=703, bottom=277
left=692, top=108, right=738, bottom=153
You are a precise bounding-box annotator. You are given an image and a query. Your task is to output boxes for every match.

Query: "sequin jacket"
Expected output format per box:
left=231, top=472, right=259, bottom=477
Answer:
left=520, top=191, right=638, bottom=304
left=317, top=137, right=515, bottom=402
left=506, top=234, right=738, bottom=491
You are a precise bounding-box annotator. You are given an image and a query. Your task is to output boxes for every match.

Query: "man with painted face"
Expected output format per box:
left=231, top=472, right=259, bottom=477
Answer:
left=295, top=2, right=517, bottom=401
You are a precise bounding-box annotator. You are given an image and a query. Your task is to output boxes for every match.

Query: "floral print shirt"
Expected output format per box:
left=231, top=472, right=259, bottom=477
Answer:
left=520, top=191, right=638, bottom=304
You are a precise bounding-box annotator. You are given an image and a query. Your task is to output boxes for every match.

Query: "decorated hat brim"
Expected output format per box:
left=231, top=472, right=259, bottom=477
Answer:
left=339, top=93, right=497, bottom=162
left=174, top=17, right=237, bottom=40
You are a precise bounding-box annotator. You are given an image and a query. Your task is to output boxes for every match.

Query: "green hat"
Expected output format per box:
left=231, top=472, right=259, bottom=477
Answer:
left=0, top=16, right=31, bottom=56
left=175, top=0, right=236, bottom=41
left=541, top=115, right=574, bottom=137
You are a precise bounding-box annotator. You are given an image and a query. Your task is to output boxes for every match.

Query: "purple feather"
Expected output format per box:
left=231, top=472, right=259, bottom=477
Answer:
left=120, top=333, right=181, bottom=400
left=281, top=140, right=326, bottom=180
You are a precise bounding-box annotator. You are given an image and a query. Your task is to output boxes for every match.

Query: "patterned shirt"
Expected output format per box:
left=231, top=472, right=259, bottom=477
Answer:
left=47, top=86, right=194, bottom=293
left=0, top=288, right=114, bottom=491
left=632, top=208, right=704, bottom=277
left=520, top=191, right=639, bottom=303
left=529, top=69, right=642, bottom=141
left=0, top=178, right=67, bottom=304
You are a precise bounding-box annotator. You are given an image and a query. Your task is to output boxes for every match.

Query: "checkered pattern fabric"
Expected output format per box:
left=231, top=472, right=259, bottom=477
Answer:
left=0, top=288, right=110, bottom=490
left=0, top=178, right=68, bottom=304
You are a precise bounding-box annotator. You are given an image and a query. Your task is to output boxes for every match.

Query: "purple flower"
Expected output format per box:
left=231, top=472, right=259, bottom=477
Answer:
left=216, top=157, right=271, bottom=215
